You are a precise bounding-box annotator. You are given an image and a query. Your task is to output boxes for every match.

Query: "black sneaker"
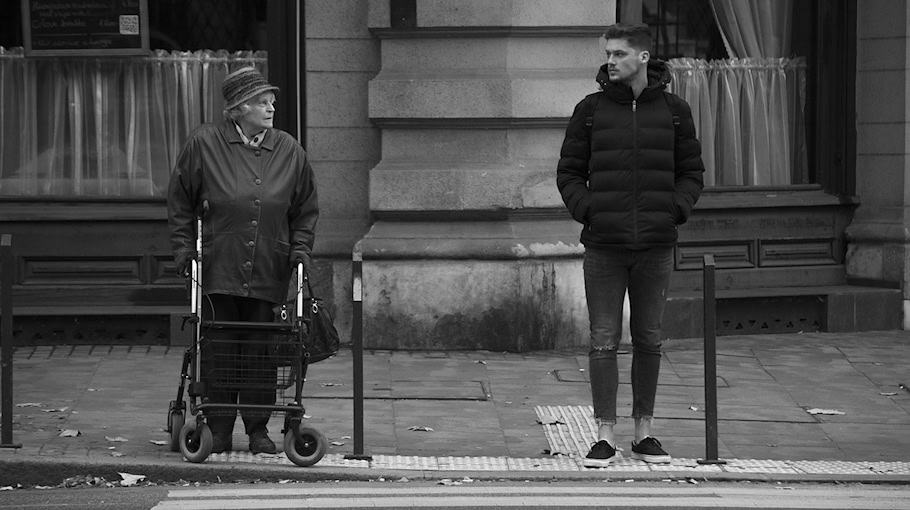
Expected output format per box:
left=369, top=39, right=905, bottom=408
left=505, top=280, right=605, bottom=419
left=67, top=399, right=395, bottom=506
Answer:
left=211, top=433, right=232, bottom=454
left=582, top=440, right=620, bottom=468
left=249, top=431, right=277, bottom=454
left=631, top=436, right=671, bottom=463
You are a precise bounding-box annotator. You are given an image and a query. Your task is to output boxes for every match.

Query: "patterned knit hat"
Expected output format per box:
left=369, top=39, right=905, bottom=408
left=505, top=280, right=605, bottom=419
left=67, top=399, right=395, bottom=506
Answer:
left=222, top=66, right=279, bottom=111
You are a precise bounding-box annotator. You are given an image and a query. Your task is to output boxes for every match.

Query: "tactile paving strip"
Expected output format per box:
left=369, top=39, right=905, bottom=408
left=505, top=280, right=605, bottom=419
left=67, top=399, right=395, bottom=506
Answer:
left=535, top=405, right=910, bottom=476
left=436, top=456, right=509, bottom=471
left=536, top=404, right=597, bottom=457
left=370, top=455, right=439, bottom=470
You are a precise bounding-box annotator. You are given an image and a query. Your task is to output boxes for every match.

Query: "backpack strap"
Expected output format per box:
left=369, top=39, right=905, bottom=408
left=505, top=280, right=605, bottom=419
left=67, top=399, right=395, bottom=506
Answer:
left=584, top=93, right=602, bottom=156
left=663, top=92, right=684, bottom=161
left=664, top=91, right=682, bottom=135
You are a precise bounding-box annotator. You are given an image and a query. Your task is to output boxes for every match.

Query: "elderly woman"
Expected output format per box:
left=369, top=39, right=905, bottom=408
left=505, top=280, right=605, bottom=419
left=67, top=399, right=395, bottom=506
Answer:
left=167, top=66, right=319, bottom=454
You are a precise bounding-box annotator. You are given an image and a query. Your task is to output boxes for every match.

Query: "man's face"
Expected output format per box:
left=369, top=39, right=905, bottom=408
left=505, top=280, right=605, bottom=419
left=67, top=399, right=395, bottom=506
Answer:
left=604, top=38, right=648, bottom=85
left=240, top=92, right=276, bottom=131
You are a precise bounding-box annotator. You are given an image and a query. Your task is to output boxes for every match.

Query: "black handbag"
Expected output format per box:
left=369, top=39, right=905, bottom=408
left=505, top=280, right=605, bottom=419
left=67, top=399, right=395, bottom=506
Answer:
left=275, top=269, right=340, bottom=363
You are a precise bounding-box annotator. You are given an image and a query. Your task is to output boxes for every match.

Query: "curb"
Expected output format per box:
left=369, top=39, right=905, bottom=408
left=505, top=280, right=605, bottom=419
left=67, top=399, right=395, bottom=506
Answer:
left=3, top=457, right=910, bottom=487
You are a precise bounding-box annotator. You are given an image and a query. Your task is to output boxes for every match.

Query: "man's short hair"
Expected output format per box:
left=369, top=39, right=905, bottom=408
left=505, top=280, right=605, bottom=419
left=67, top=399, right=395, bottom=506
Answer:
left=602, top=23, right=652, bottom=52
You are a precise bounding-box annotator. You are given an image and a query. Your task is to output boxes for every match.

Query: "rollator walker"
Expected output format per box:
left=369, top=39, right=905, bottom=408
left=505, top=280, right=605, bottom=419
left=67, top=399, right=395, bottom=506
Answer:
left=165, top=210, right=327, bottom=466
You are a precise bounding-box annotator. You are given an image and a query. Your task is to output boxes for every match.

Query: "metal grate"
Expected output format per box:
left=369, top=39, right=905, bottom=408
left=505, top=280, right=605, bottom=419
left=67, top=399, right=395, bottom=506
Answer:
left=718, top=296, right=825, bottom=335
left=11, top=315, right=170, bottom=345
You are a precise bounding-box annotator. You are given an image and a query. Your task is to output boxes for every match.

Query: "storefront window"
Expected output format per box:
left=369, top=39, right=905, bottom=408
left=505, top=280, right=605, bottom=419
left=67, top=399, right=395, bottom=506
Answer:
left=641, top=0, right=812, bottom=188
left=0, top=0, right=267, bottom=198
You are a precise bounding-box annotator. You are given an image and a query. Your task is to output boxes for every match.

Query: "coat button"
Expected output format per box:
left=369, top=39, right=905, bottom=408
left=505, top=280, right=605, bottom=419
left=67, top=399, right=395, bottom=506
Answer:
left=254, top=178, right=261, bottom=185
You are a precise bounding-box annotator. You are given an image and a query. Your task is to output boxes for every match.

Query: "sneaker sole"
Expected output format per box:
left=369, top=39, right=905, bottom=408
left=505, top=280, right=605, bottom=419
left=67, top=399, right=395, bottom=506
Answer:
left=582, top=454, right=620, bottom=468
left=631, top=452, right=671, bottom=464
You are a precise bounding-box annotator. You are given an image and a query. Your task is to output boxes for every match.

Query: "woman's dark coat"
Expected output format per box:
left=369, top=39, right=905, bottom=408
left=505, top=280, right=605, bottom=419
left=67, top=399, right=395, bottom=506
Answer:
left=168, top=120, right=318, bottom=304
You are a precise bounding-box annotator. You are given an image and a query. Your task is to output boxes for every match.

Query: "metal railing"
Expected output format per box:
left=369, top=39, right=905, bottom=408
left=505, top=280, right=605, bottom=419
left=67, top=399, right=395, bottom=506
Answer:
left=1, top=234, right=21, bottom=448
left=698, top=254, right=724, bottom=465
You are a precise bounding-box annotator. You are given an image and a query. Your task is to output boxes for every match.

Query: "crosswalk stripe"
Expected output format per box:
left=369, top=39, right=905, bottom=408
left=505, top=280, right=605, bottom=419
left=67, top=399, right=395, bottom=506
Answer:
left=151, top=486, right=910, bottom=510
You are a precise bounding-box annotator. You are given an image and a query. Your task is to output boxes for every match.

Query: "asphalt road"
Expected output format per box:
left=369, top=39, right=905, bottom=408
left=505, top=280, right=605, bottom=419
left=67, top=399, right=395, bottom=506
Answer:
left=2, top=481, right=909, bottom=510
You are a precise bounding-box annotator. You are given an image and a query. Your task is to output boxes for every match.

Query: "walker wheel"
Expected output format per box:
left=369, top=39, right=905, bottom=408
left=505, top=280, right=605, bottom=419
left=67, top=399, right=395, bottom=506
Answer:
left=168, top=410, right=185, bottom=452
left=284, top=425, right=326, bottom=467
left=178, top=421, right=212, bottom=463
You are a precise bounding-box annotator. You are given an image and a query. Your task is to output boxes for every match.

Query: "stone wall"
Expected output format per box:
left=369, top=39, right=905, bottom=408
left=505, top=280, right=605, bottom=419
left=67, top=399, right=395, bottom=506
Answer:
left=846, top=0, right=910, bottom=328
left=361, top=0, right=616, bottom=350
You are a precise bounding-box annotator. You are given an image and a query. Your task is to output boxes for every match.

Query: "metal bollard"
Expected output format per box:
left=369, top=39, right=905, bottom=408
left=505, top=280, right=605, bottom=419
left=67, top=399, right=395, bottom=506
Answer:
left=1, top=234, right=21, bottom=448
left=345, top=242, right=371, bottom=461
left=697, top=254, right=724, bottom=464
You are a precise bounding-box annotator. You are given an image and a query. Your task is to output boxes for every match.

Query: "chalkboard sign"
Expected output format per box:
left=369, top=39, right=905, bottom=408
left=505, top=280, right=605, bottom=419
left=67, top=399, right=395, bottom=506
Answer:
left=21, top=0, right=149, bottom=56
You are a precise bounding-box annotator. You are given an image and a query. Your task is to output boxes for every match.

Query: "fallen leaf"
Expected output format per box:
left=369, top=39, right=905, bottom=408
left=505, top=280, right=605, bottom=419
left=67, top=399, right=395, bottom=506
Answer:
left=278, top=479, right=292, bottom=484
left=879, top=392, right=898, bottom=396
left=16, top=403, right=43, bottom=408
left=536, top=414, right=563, bottom=425
left=118, top=473, right=146, bottom=487
left=149, top=440, right=168, bottom=446
left=0, top=486, right=13, bottom=491
left=475, top=360, right=487, bottom=365
left=689, top=406, right=699, bottom=411
left=407, top=425, right=434, bottom=432
left=105, top=436, right=129, bottom=442
left=330, top=441, right=345, bottom=446
left=805, top=408, right=845, bottom=415
left=111, top=452, right=125, bottom=457
left=41, top=407, right=69, bottom=413
left=320, top=382, right=341, bottom=387
left=438, top=478, right=461, bottom=486
left=59, top=429, right=80, bottom=437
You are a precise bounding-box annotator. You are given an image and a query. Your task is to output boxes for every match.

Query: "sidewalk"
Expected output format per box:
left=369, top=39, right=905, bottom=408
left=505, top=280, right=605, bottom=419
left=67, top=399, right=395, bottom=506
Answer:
left=1, top=331, right=909, bottom=486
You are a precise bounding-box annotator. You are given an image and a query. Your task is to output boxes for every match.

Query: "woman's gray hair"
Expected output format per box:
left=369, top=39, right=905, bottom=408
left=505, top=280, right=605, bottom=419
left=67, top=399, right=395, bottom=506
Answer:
left=223, top=104, right=248, bottom=121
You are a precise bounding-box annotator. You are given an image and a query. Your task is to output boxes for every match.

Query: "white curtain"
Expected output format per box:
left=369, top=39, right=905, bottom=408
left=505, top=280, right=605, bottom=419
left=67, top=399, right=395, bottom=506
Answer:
left=710, top=0, right=793, bottom=58
left=668, top=57, right=807, bottom=186
left=0, top=48, right=267, bottom=197
left=664, top=0, right=806, bottom=187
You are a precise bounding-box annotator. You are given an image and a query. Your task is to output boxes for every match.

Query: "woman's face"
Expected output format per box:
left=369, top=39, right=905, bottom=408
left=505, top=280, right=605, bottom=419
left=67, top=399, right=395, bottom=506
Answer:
left=238, top=92, right=276, bottom=133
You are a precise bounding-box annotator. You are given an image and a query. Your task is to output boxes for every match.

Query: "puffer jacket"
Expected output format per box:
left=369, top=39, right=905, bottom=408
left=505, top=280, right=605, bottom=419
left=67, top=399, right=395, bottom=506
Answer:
left=556, top=60, right=704, bottom=249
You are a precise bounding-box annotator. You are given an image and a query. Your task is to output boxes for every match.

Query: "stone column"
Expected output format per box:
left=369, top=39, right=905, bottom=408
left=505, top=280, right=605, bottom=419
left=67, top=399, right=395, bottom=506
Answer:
left=845, top=3, right=910, bottom=328
left=361, top=0, right=615, bottom=350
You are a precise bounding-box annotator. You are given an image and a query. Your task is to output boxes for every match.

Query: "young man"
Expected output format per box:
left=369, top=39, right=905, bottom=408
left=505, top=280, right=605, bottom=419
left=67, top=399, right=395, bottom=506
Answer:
left=556, top=23, right=704, bottom=467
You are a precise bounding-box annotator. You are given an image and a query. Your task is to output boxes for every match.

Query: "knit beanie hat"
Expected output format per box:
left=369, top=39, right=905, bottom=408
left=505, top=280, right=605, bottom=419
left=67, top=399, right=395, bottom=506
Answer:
left=222, top=66, right=279, bottom=111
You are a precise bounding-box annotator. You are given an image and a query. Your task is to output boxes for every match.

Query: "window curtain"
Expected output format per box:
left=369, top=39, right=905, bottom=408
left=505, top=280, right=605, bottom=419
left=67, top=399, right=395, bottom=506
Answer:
left=0, top=48, right=267, bottom=197
left=667, top=57, right=807, bottom=186
left=665, top=0, right=807, bottom=187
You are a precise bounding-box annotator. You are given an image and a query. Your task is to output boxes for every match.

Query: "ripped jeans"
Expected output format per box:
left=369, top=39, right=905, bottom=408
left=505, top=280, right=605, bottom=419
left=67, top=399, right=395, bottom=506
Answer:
left=583, top=246, right=673, bottom=424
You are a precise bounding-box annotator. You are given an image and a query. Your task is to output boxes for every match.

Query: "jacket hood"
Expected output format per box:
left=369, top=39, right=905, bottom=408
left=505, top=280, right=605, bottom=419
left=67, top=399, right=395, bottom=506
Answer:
left=596, top=59, right=671, bottom=99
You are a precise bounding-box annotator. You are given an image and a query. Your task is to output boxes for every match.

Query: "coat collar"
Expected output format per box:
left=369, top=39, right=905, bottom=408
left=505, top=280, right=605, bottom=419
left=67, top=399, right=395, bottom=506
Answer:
left=218, top=119, right=276, bottom=150
left=595, top=59, right=671, bottom=104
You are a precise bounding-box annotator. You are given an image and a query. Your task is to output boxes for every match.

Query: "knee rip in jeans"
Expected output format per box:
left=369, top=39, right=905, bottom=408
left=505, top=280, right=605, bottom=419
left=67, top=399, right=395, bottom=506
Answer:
left=590, top=344, right=618, bottom=358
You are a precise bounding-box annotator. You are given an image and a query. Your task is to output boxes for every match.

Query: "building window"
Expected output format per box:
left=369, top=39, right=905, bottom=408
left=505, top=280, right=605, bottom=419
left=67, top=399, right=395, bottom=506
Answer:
left=625, top=0, right=830, bottom=190
left=0, top=1, right=268, bottom=198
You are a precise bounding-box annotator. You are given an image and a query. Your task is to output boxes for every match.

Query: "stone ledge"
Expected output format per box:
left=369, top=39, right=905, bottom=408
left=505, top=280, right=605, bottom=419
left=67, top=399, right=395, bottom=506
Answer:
left=359, top=219, right=582, bottom=260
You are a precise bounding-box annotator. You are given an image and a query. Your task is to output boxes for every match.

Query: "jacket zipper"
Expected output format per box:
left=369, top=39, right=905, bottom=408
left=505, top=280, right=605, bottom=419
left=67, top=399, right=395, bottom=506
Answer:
left=632, top=99, right=639, bottom=246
